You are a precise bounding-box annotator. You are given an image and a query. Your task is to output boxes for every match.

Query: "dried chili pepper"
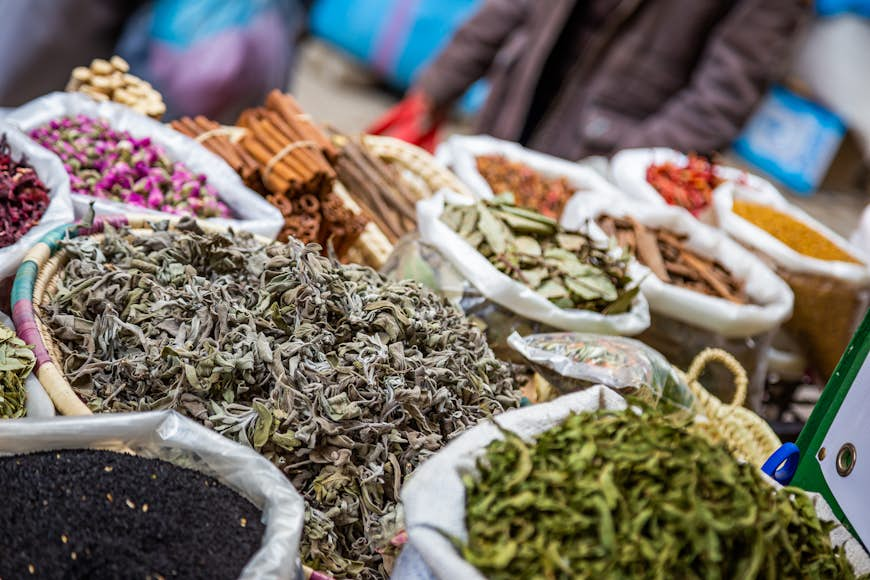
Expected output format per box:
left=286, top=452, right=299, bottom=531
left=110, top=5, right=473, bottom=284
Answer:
left=0, top=135, right=51, bottom=248
left=646, top=154, right=723, bottom=216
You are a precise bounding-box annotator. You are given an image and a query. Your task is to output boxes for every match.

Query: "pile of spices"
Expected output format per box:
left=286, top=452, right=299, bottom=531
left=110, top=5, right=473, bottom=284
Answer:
left=43, top=220, right=519, bottom=578
left=463, top=404, right=857, bottom=579
left=442, top=197, right=639, bottom=313
left=598, top=214, right=748, bottom=303
left=66, top=56, right=166, bottom=119
left=30, top=115, right=229, bottom=218
left=0, top=322, right=33, bottom=418
left=333, top=134, right=419, bottom=243
left=235, top=91, right=368, bottom=254
left=646, top=154, right=723, bottom=215
left=0, top=449, right=264, bottom=579
left=733, top=200, right=862, bottom=264
left=0, top=135, right=50, bottom=248
left=476, top=154, right=574, bottom=218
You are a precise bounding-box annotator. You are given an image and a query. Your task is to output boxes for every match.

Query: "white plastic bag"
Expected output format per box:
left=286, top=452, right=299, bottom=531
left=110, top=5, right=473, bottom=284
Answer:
left=0, top=311, right=54, bottom=418
left=715, top=181, right=870, bottom=376
left=853, top=204, right=870, bottom=257
left=395, top=385, right=870, bottom=580
left=416, top=191, right=650, bottom=336
left=6, top=92, right=283, bottom=239
left=0, top=410, right=304, bottom=579
left=562, top=193, right=794, bottom=408
left=0, top=120, right=74, bottom=280
left=562, top=194, right=794, bottom=338
left=610, top=147, right=785, bottom=210
left=397, top=386, right=628, bottom=580
left=436, top=134, right=626, bottom=203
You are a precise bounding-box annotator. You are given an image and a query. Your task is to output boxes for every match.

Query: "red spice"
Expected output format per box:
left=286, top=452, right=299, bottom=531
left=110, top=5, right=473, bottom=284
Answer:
left=476, top=155, right=574, bottom=219
left=0, top=136, right=51, bottom=248
left=646, top=154, right=723, bottom=216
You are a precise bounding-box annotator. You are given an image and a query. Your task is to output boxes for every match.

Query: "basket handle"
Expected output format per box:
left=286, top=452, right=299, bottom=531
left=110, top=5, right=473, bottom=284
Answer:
left=685, top=348, right=748, bottom=407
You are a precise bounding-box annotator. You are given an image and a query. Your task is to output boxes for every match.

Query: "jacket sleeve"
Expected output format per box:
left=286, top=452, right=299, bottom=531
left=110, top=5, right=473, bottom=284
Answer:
left=617, top=0, right=810, bottom=154
left=414, top=0, right=528, bottom=110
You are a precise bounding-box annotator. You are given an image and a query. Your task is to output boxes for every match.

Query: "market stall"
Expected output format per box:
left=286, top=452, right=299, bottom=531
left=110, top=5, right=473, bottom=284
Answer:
left=1, top=61, right=869, bottom=580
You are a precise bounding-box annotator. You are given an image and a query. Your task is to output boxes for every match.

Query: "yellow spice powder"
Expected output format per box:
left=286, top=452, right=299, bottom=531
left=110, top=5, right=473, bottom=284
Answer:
left=733, top=200, right=862, bottom=264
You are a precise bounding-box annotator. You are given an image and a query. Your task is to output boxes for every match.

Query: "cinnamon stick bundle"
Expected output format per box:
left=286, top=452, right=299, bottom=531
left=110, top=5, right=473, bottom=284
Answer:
left=598, top=215, right=748, bottom=304
left=331, top=133, right=420, bottom=243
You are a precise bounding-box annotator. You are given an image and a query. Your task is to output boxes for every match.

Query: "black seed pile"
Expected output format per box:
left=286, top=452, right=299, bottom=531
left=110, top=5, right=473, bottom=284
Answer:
left=0, top=449, right=266, bottom=580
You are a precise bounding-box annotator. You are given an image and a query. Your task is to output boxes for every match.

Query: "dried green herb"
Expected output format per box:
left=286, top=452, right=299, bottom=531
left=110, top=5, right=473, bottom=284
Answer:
left=0, top=323, right=33, bottom=419
left=462, top=404, right=860, bottom=579
left=43, top=218, right=519, bottom=579
left=441, top=197, right=639, bottom=313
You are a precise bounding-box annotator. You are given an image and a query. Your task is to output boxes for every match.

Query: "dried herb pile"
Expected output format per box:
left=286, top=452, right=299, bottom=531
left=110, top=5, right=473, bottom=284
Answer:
left=30, top=115, right=229, bottom=218
left=646, top=154, right=723, bottom=215
left=0, top=322, right=33, bottom=419
left=0, top=135, right=50, bottom=248
left=43, top=220, right=518, bottom=578
left=463, top=405, right=859, bottom=579
left=442, top=197, right=638, bottom=313
left=0, top=449, right=263, bottom=579
left=476, top=154, right=574, bottom=218
left=733, top=200, right=862, bottom=264
left=598, top=214, right=749, bottom=303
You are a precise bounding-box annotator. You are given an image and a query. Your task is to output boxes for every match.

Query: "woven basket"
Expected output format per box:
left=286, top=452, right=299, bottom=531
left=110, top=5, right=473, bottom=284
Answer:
left=11, top=215, right=277, bottom=416
left=527, top=348, right=780, bottom=467
left=362, top=135, right=475, bottom=199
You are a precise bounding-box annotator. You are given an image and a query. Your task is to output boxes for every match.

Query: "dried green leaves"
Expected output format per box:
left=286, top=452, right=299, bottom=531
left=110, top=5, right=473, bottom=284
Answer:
left=442, top=197, right=638, bottom=313
left=0, top=323, right=33, bottom=419
left=44, top=218, right=519, bottom=579
left=463, top=405, right=858, bottom=579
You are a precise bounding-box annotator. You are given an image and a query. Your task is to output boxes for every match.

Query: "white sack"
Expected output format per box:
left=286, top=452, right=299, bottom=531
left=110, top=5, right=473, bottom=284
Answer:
left=436, top=134, right=626, bottom=202
left=417, top=191, right=650, bottom=335
left=6, top=92, right=283, bottom=239
left=396, top=385, right=870, bottom=579
left=0, top=410, right=304, bottom=579
left=714, top=181, right=870, bottom=284
left=561, top=194, right=794, bottom=338
left=0, top=120, right=74, bottom=280
left=0, top=311, right=54, bottom=418
left=611, top=147, right=785, bottom=209
left=852, top=204, right=870, bottom=258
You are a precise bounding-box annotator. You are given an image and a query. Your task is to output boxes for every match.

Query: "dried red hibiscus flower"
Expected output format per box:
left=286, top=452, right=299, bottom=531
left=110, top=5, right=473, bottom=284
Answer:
left=646, top=154, right=723, bottom=216
left=0, top=136, right=50, bottom=248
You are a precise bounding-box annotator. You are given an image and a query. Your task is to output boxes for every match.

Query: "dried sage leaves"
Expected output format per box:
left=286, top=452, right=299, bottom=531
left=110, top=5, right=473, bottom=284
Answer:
left=441, top=197, right=639, bottom=314
left=43, top=219, right=519, bottom=579
left=462, top=404, right=858, bottom=579
left=0, top=323, right=33, bottom=418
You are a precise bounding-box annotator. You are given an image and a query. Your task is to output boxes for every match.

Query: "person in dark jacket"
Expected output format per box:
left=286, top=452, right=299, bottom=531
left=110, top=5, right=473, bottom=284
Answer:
left=411, top=0, right=810, bottom=160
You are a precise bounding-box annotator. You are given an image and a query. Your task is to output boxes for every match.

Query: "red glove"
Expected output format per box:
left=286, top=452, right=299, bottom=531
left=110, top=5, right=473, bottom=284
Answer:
left=367, top=92, right=443, bottom=153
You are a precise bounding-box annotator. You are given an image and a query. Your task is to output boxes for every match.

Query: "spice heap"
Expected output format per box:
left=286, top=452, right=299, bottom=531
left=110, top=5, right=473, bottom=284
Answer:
left=646, top=154, right=723, bottom=215
left=30, top=115, right=229, bottom=218
left=0, top=322, right=33, bottom=419
left=43, top=220, right=518, bottom=579
left=170, top=116, right=262, bottom=193
left=0, top=135, right=50, bottom=248
left=733, top=200, right=862, bottom=264
left=442, top=198, right=638, bottom=313
left=0, top=449, right=264, bottom=579
left=463, top=405, right=857, bottom=579
left=598, top=214, right=748, bottom=303
left=333, top=134, right=419, bottom=242
left=65, top=56, right=166, bottom=119
left=476, top=154, right=574, bottom=219
left=234, top=90, right=368, bottom=253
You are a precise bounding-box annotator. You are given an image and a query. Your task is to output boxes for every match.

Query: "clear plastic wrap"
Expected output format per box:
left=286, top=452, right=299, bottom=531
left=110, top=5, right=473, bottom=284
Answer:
left=507, top=332, right=694, bottom=412
left=0, top=410, right=304, bottom=579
